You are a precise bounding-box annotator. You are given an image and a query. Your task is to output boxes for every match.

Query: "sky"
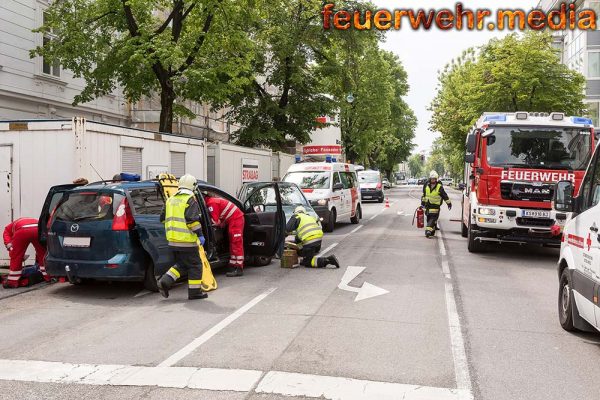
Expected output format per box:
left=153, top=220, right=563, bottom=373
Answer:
left=373, top=0, right=540, bottom=153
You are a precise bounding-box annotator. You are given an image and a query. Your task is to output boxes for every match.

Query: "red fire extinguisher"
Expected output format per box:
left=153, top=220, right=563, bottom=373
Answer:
left=413, top=206, right=424, bottom=229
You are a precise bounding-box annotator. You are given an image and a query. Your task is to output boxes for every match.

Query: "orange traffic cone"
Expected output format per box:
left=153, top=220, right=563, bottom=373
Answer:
left=385, top=197, right=390, bottom=208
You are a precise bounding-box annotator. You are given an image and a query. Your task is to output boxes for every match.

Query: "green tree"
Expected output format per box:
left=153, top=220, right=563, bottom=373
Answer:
left=408, top=153, right=424, bottom=178
left=33, top=0, right=256, bottom=133
left=430, top=31, right=585, bottom=175
left=228, top=0, right=337, bottom=150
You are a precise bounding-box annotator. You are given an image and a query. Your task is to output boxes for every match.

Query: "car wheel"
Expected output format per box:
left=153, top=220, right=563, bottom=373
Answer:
left=351, top=205, right=361, bottom=224
left=558, top=268, right=576, bottom=331
left=467, top=215, right=484, bottom=253
left=324, top=209, right=336, bottom=232
left=378, top=196, right=384, bottom=203
left=144, top=261, right=159, bottom=292
left=251, top=256, right=272, bottom=267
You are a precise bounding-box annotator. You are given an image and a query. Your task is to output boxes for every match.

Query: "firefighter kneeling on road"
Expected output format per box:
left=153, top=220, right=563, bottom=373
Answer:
left=421, top=171, right=452, bottom=238
left=158, top=174, right=207, bottom=300
left=286, top=206, right=340, bottom=268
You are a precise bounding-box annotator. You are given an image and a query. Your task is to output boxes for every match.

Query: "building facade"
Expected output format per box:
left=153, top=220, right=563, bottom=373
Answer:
left=0, top=0, right=236, bottom=140
left=538, top=0, right=600, bottom=126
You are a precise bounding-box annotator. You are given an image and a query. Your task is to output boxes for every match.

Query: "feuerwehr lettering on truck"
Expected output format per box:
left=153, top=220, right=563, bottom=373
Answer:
left=501, top=170, right=576, bottom=182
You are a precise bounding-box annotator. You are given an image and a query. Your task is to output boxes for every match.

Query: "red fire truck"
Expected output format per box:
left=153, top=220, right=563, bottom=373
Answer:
left=461, top=112, right=595, bottom=252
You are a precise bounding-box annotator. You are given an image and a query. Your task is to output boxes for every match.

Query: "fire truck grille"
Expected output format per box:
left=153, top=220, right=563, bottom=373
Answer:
left=516, top=217, right=555, bottom=227
left=500, top=182, right=554, bottom=202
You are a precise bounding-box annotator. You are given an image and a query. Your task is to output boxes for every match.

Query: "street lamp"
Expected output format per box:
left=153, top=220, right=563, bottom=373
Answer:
left=346, top=93, right=355, bottom=104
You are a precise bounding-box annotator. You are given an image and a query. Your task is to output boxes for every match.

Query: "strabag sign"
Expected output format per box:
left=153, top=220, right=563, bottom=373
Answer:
left=242, top=158, right=260, bottom=183
left=501, top=170, right=575, bottom=182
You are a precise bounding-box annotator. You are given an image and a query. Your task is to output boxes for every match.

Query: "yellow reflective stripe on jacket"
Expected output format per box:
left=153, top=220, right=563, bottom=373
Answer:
left=296, top=213, right=323, bottom=244
left=425, top=183, right=443, bottom=206
left=165, top=193, right=197, bottom=244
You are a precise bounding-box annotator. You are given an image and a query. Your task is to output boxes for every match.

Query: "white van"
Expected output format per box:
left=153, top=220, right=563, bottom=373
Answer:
left=283, top=162, right=362, bottom=232
left=554, top=150, right=600, bottom=334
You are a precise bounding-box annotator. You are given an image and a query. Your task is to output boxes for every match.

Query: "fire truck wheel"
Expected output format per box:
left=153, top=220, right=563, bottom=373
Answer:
left=461, top=206, right=468, bottom=238
left=467, top=218, right=485, bottom=253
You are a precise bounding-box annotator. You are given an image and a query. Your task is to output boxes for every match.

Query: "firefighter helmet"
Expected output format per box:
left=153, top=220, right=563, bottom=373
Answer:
left=294, top=206, right=307, bottom=214
left=429, top=170, right=439, bottom=180
left=178, top=174, right=197, bottom=191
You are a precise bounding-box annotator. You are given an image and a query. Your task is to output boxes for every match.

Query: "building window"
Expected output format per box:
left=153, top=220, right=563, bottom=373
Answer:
left=42, top=12, right=60, bottom=77
left=587, top=51, right=600, bottom=78
left=170, top=151, right=186, bottom=177
left=585, top=101, right=600, bottom=127
left=121, top=147, right=142, bottom=175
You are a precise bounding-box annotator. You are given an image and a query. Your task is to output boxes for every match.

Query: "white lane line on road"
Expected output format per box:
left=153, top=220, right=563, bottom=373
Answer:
left=437, top=227, right=474, bottom=400
left=350, top=225, right=364, bottom=234
left=256, top=371, right=468, bottom=400
left=316, top=242, right=338, bottom=258
left=0, top=359, right=262, bottom=392
left=158, top=287, right=277, bottom=367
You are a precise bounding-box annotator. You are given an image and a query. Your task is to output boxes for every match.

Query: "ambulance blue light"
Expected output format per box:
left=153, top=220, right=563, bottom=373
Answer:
left=484, top=114, right=507, bottom=122
left=325, top=155, right=332, bottom=163
left=571, top=117, right=593, bottom=125
left=119, top=173, right=141, bottom=181
left=295, top=155, right=302, bottom=163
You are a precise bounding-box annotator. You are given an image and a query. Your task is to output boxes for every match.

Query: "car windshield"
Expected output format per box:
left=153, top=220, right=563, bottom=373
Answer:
left=284, top=171, right=330, bottom=189
left=358, top=173, right=379, bottom=183
left=54, top=191, right=118, bottom=222
left=486, top=126, right=592, bottom=170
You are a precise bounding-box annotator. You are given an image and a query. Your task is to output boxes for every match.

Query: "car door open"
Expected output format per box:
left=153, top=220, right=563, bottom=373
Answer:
left=242, top=183, right=285, bottom=257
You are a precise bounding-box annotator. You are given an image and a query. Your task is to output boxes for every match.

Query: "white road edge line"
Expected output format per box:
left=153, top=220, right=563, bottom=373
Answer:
left=349, top=225, right=364, bottom=234
left=158, top=287, right=277, bottom=367
left=316, top=242, right=338, bottom=258
left=437, top=227, right=474, bottom=400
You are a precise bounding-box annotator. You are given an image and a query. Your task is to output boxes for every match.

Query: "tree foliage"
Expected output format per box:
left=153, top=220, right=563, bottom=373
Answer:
left=33, top=0, right=256, bottom=133
left=407, top=153, right=424, bottom=178
left=430, top=31, right=586, bottom=175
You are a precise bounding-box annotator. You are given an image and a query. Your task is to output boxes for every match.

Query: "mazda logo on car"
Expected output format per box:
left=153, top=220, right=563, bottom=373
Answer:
left=70, top=224, right=79, bottom=233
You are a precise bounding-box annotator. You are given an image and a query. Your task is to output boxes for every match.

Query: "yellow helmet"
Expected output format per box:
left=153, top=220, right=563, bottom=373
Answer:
left=294, top=206, right=307, bottom=214
left=178, top=174, right=197, bottom=191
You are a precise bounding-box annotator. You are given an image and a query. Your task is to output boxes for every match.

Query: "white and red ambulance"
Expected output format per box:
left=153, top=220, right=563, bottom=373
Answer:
left=283, top=162, right=362, bottom=232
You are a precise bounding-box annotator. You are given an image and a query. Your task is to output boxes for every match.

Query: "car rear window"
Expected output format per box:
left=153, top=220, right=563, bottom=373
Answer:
left=358, top=173, right=380, bottom=183
left=128, top=187, right=164, bottom=215
left=54, top=192, right=123, bottom=222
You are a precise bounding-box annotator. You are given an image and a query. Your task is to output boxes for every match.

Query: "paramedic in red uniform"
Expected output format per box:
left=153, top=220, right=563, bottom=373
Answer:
left=204, top=195, right=245, bottom=277
left=2, top=218, right=50, bottom=288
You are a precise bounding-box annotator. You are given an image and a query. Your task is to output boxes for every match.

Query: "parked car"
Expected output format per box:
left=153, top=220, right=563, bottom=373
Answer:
left=440, top=177, right=454, bottom=187
left=382, top=178, right=392, bottom=189
left=417, top=177, right=427, bottom=185
left=39, top=179, right=286, bottom=291
left=358, top=170, right=384, bottom=203
left=407, top=178, right=418, bottom=185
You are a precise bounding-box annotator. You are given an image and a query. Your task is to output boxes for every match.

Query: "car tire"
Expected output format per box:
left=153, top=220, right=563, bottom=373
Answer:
left=351, top=205, right=361, bottom=224
left=324, top=209, right=336, bottom=232
left=467, top=215, right=484, bottom=253
left=378, top=196, right=384, bottom=203
left=558, top=268, right=576, bottom=331
left=144, top=261, right=159, bottom=292
left=251, top=256, right=272, bottom=267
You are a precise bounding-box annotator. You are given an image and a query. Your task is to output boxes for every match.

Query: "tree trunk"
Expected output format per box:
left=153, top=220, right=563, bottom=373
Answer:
left=159, top=83, right=175, bottom=133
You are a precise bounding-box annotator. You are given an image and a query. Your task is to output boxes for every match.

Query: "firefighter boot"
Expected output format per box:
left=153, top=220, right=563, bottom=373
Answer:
left=226, top=267, right=244, bottom=277
left=327, top=255, right=340, bottom=268
left=157, top=274, right=175, bottom=298
left=188, top=288, right=208, bottom=300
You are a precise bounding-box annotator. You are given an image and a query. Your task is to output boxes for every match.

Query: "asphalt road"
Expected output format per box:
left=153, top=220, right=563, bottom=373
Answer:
left=1, top=186, right=599, bottom=400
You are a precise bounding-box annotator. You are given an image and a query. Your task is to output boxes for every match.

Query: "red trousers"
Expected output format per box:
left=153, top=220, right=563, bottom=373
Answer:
left=228, top=216, right=245, bottom=269
left=7, top=228, right=48, bottom=288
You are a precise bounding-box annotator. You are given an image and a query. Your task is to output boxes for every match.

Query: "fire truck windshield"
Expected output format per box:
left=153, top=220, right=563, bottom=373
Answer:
left=486, top=126, right=592, bottom=170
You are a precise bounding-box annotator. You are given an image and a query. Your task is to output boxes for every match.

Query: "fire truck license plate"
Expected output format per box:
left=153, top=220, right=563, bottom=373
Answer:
left=522, top=210, right=550, bottom=218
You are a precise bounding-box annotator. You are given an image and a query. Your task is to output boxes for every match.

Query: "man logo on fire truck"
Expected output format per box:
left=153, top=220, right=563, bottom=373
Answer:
left=462, top=112, right=595, bottom=253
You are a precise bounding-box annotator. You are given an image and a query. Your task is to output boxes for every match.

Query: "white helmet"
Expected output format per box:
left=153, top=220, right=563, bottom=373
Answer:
left=294, top=206, right=306, bottom=214
left=178, top=174, right=197, bottom=191
left=429, top=170, right=439, bottom=179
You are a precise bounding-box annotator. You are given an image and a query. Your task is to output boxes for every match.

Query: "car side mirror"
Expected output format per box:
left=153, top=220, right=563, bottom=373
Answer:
left=465, top=153, right=475, bottom=164
left=554, top=180, right=574, bottom=212
left=333, top=183, right=344, bottom=191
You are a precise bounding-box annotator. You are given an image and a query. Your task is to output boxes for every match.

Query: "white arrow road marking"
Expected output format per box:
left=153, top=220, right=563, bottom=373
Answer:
left=337, top=266, right=389, bottom=302
left=396, top=211, right=405, bottom=216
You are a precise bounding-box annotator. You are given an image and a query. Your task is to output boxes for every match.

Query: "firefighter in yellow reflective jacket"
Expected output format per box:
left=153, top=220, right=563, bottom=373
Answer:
left=421, top=170, right=452, bottom=238
left=285, top=206, right=340, bottom=268
left=158, top=174, right=207, bottom=300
